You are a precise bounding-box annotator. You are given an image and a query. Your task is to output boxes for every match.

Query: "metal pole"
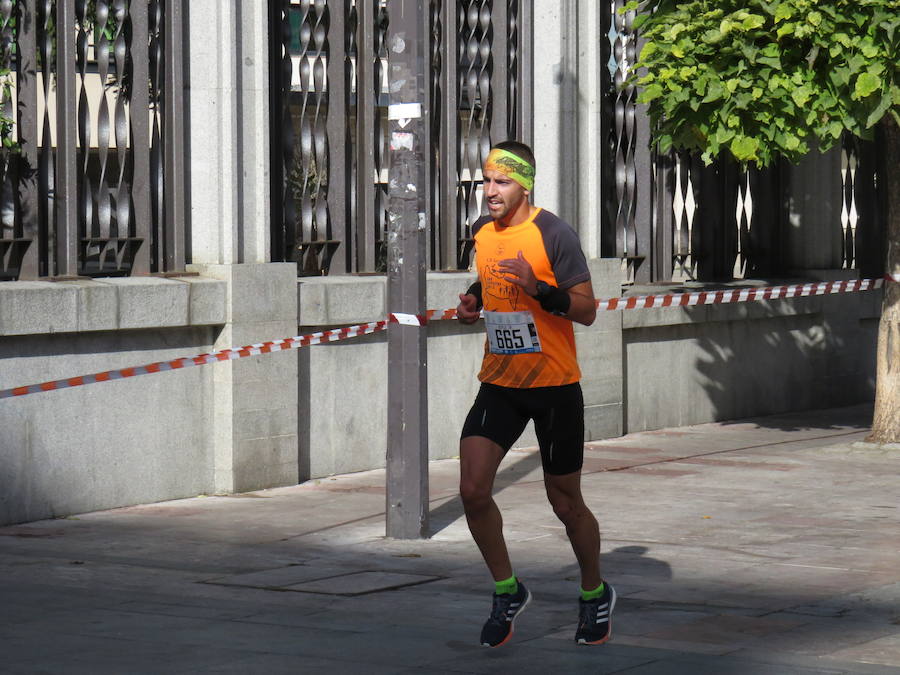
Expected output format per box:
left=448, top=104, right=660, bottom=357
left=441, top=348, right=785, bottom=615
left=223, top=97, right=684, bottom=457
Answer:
left=385, top=0, right=429, bottom=539
left=17, top=0, right=39, bottom=279
left=356, top=0, right=376, bottom=271
left=131, top=0, right=151, bottom=276
left=55, top=0, right=78, bottom=277
left=163, top=0, right=186, bottom=272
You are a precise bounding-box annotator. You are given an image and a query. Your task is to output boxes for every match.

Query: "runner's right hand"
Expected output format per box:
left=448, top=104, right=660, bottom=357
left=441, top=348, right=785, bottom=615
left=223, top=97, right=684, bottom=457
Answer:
left=457, top=293, right=481, bottom=325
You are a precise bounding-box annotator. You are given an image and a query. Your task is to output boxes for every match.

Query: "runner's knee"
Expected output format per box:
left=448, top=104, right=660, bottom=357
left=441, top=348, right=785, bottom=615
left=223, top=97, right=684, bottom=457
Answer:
left=459, top=478, right=493, bottom=513
left=548, top=493, right=585, bottom=526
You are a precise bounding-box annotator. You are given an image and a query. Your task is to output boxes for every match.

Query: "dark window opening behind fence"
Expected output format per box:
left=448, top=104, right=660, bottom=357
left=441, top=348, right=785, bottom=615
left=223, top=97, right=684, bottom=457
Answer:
left=601, top=0, right=885, bottom=284
left=0, top=0, right=186, bottom=281
left=270, top=0, right=884, bottom=282
left=269, top=0, right=532, bottom=276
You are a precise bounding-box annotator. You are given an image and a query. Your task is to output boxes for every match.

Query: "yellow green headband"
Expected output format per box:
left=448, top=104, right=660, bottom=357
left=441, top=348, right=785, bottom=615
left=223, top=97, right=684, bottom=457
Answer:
left=485, top=148, right=535, bottom=191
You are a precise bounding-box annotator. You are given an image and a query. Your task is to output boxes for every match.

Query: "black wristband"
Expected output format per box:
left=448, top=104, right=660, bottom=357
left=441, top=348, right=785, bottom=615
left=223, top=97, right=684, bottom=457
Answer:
left=533, top=281, right=570, bottom=316
left=466, top=281, right=483, bottom=310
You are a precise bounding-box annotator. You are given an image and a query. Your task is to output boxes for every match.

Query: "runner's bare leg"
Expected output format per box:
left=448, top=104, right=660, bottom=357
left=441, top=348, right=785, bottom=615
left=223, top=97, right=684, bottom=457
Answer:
left=544, top=471, right=602, bottom=590
left=459, top=435, right=513, bottom=581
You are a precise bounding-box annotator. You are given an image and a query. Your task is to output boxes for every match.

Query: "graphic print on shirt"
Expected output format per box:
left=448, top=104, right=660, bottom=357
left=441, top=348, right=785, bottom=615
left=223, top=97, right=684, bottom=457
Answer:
left=482, top=244, right=524, bottom=309
left=472, top=208, right=591, bottom=389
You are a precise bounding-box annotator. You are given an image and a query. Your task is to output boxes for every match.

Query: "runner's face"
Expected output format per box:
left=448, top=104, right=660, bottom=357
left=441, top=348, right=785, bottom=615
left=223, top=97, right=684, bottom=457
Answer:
left=483, top=168, right=529, bottom=222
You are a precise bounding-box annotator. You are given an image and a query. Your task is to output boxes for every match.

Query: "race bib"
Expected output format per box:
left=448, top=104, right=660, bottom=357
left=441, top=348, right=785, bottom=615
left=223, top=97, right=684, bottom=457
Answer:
left=484, top=311, right=542, bottom=355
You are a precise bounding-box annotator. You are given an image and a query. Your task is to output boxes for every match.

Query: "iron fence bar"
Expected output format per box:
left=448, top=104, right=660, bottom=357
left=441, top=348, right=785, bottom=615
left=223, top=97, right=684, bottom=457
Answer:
left=694, top=162, right=715, bottom=281
left=438, top=0, right=458, bottom=269
left=78, top=0, right=98, bottom=257
left=840, top=135, right=855, bottom=270
left=457, top=0, right=491, bottom=268
left=149, top=0, right=162, bottom=270
left=131, top=0, right=152, bottom=275
left=355, top=0, right=376, bottom=271
left=745, top=163, right=783, bottom=277
left=721, top=159, right=740, bottom=279
left=505, top=0, right=516, bottom=139
left=17, top=0, right=39, bottom=279
left=853, top=136, right=885, bottom=279
left=373, top=0, right=390, bottom=272
left=686, top=153, right=704, bottom=278
left=163, top=0, right=185, bottom=271
left=75, top=0, right=100, bottom=274
left=633, top=83, right=652, bottom=283
left=517, top=0, right=532, bottom=147
left=421, top=0, right=433, bottom=271
left=268, top=0, right=286, bottom=263
left=673, top=150, right=692, bottom=275
left=326, top=0, right=349, bottom=273
left=55, top=0, right=78, bottom=277
left=111, top=1, right=130, bottom=266
left=489, top=0, right=507, bottom=144
left=611, top=0, right=638, bottom=266
left=652, top=149, right=674, bottom=281
left=599, top=0, right=615, bottom=257
left=38, top=0, right=53, bottom=277
left=693, top=156, right=739, bottom=281
left=736, top=168, right=751, bottom=276
left=425, top=0, right=439, bottom=270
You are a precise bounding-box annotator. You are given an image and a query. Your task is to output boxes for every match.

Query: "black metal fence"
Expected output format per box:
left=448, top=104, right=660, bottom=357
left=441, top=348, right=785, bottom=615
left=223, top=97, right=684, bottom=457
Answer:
left=271, top=0, right=885, bottom=282
left=269, top=0, right=531, bottom=275
left=602, top=0, right=886, bottom=284
left=0, top=0, right=185, bottom=281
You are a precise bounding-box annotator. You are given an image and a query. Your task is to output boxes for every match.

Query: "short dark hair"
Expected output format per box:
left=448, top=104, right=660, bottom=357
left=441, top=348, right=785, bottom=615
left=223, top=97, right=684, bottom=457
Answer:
left=492, top=140, right=535, bottom=169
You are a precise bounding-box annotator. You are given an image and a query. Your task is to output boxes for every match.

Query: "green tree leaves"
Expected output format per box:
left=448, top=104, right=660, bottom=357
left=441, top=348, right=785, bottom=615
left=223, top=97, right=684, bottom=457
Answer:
left=630, top=0, right=900, bottom=167
left=731, top=135, right=761, bottom=161
left=855, top=72, right=882, bottom=99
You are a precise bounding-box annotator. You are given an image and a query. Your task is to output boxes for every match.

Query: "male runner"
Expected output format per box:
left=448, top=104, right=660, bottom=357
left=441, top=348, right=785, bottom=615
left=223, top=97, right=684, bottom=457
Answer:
left=456, top=141, right=615, bottom=648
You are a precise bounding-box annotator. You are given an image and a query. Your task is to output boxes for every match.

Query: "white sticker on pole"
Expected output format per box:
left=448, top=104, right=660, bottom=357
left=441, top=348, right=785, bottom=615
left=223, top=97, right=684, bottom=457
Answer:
left=391, top=132, right=415, bottom=151
left=393, top=312, right=423, bottom=326
left=388, top=102, right=422, bottom=120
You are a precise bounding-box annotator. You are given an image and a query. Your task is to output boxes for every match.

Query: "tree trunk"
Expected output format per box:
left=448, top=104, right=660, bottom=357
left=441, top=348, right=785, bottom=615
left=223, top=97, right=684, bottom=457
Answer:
left=866, top=115, right=900, bottom=444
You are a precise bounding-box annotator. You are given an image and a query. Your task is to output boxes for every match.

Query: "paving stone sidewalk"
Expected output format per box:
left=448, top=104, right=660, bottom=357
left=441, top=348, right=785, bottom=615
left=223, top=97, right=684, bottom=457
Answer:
left=2, top=403, right=899, bottom=674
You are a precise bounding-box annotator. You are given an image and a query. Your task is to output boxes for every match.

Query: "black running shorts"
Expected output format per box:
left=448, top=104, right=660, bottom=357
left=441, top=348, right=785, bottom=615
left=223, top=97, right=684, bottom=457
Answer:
left=460, top=382, right=585, bottom=476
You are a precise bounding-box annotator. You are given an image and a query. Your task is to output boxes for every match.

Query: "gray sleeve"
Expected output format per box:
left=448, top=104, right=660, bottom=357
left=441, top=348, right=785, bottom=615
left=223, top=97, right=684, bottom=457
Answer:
left=537, top=212, right=591, bottom=290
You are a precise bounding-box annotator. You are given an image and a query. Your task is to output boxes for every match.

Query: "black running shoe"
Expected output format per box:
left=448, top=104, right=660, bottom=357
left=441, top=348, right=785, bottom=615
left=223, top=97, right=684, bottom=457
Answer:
left=480, top=581, right=532, bottom=647
left=575, top=581, right=616, bottom=645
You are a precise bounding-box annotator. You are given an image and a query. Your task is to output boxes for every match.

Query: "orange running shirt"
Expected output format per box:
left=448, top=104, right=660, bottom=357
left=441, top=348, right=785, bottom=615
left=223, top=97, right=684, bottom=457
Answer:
left=473, top=208, right=591, bottom=388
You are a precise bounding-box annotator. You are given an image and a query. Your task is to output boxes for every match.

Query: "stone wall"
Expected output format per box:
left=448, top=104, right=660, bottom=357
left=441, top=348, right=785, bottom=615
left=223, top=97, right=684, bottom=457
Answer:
left=623, top=280, right=881, bottom=432
left=0, top=277, right=225, bottom=524
left=0, top=265, right=881, bottom=526
left=295, top=265, right=880, bottom=479
left=0, top=264, right=299, bottom=526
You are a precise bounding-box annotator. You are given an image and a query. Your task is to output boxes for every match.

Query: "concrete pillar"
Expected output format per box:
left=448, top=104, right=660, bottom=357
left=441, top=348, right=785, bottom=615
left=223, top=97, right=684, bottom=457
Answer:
left=186, top=3, right=298, bottom=492
left=187, top=0, right=270, bottom=265
left=531, top=0, right=577, bottom=225
left=784, top=146, right=844, bottom=273
left=190, top=263, right=299, bottom=493
left=575, top=1, right=604, bottom=260
left=531, top=0, right=606, bottom=260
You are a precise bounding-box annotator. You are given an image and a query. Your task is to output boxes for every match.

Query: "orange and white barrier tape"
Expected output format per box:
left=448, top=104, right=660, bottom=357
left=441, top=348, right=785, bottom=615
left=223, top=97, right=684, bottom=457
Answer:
left=1, top=321, right=387, bottom=400
left=598, top=277, right=887, bottom=311
left=1, top=276, right=894, bottom=400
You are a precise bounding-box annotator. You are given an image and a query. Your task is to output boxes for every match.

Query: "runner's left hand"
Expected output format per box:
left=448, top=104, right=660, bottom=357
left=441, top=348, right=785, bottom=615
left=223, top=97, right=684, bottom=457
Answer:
left=498, top=251, right=538, bottom=296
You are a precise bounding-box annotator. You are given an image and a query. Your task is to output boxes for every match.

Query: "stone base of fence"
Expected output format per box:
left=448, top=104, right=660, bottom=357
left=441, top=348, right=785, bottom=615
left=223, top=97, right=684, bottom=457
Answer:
left=187, top=263, right=300, bottom=494
left=0, top=261, right=881, bottom=525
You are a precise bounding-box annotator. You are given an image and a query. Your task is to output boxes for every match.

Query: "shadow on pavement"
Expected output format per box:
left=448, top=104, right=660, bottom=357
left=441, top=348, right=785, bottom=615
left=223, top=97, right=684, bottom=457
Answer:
left=428, top=449, right=543, bottom=537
